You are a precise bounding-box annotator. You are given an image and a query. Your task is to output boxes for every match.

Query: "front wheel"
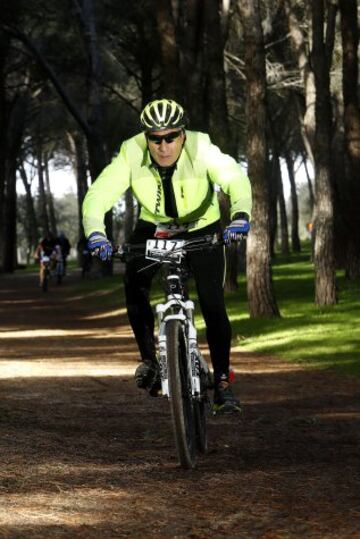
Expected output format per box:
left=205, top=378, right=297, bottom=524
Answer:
left=166, top=319, right=196, bottom=469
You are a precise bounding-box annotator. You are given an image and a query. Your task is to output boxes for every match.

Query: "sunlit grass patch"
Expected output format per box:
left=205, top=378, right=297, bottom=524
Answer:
left=222, top=250, right=360, bottom=376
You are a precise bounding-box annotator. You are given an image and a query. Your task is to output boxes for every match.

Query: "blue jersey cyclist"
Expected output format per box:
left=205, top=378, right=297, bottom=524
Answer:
left=83, top=98, right=252, bottom=413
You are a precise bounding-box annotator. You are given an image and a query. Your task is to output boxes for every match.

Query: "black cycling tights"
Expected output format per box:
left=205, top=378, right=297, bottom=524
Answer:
left=124, top=221, right=232, bottom=382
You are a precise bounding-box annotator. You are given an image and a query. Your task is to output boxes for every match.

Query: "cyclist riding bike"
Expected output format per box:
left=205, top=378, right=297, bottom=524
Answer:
left=34, top=232, right=59, bottom=286
left=83, top=98, right=252, bottom=413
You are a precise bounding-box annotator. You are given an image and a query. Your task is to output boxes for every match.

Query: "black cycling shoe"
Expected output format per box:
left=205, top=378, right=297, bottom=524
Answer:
left=134, top=359, right=161, bottom=395
left=213, top=380, right=242, bottom=414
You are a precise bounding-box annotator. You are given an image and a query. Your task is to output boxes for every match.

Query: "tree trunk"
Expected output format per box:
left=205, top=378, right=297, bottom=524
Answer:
left=303, top=156, right=315, bottom=211
left=37, top=146, right=50, bottom=238
left=44, top=154, right=57, bottom=236
left=285, top=152, right=301, bottom=252
left=273, top=154, right=290, bottom=255
left=269, top=154, right=278, bottom=258
left=311, top=0, right=336, bottom=306
left=331, top=91, right=349, bottom=270
left=339, top=0, right=360, bottom=279
left=238, top=0, right=280, bottom=318
left=2, top=161, right=17, bottom=272
left=284, top=0, right=316, bottom=167
left=67, top=131, right=88, bottom=240
left=275, top=154, right=289, bottom=255
left=156, top=0, right=180, bottom=100
left=19, top=164, right=39, bottom=253
left=176, top=0, right=206, bottom=130
left=2, top=91, right=29, bottom=272
left=204, top=0, right=234, bottom=154
left=0, top=34, right=9, bottom=269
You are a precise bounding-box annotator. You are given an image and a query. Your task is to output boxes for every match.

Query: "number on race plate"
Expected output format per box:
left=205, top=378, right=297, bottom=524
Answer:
left=145, top=239, right=185, bottom=263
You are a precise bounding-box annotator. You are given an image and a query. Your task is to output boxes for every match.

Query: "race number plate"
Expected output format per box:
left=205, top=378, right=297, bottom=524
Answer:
left=145, top=239, right=185, bottom=263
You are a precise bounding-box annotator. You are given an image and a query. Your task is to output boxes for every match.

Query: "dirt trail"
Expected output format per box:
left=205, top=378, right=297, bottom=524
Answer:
left=0, top=271, right=359, bottom=539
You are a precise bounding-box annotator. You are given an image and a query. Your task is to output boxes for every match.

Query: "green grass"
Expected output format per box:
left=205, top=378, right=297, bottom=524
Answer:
left=219, top=251, right=360, bottom=376
left=64, top=249, right=360, bottom=376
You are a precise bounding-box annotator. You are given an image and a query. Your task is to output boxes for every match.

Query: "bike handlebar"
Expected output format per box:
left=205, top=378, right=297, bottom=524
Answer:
left=112, top=232, right=247, bottom=263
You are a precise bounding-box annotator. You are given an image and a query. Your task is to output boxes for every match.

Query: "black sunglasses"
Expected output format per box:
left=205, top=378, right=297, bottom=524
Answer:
left=147, top=130, right=183, bottom=145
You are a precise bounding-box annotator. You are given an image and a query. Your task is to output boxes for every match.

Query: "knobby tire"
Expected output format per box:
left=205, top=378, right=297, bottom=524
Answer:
left=166, top=319, right=196, bottom=469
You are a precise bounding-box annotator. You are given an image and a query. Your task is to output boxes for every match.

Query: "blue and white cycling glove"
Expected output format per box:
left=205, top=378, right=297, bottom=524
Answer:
left=223, top=212, right=250, bottom=243
left=87, top=232, right=113, bottom=261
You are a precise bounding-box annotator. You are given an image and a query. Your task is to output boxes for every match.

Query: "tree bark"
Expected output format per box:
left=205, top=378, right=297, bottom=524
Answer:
left=331, top=91, right=349, bottom=270
left=238, top=0, right=280, bottom=318
left=277, top=161, right=290, bottom=256
left=303, top=156, right=315, bottom=211
left=0, top=32, right=9, bottom=268
left=284, top=0, right=316, bottom=167
left=67, top=131, right=89, bottom=240
left=37, top=145, right=50, bottom=238
left=269, top=154, right=278, bottom=258
left=156, top=0, right=180, bottom=100
left=311, top=0, right=336, bottom=306
left=2, top=90, right=29, bottom=272
left=2, top=161, right=17, bottom=272
left=284, top=152, right=301, bottom=252
left=176, top=0, right=206, bottom=130
left=44, top=155, right=57, bottom=236
left=19, top=164, right=39, bottom=253
left=204, top=0, right=234, bottom=154
left=339, top=0, right=360, bottom=279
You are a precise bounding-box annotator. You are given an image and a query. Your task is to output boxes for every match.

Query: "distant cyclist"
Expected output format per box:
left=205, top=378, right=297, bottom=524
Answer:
left=83, top=98, right=252, bottom=413
left=34, top=232, right=59, bottom=286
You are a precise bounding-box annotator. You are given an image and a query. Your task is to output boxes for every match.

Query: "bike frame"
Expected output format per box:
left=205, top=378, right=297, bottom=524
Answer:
left=156, top=287, right=203, bottom=400
left=144, top=239, right=212, bottom=401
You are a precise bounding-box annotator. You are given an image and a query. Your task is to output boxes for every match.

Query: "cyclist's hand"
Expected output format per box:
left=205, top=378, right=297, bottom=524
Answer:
left=223, top=213, right=250, bottom=243
left=87, top=232, right=113, bottom=261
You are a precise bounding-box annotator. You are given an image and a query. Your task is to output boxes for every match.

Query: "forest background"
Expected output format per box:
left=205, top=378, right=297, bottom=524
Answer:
left=1, top=0, right=359, bottom=317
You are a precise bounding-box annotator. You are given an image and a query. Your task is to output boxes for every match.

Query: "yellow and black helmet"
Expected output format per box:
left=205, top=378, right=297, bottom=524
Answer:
left=140, top=99, right=187, bottom=131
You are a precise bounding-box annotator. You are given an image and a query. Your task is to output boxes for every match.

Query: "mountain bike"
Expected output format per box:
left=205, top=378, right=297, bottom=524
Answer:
left=117, top=234, right=225, bottom=469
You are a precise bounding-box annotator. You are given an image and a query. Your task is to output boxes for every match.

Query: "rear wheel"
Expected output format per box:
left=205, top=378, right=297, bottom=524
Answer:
left=166, top=319, right=196, bottom=469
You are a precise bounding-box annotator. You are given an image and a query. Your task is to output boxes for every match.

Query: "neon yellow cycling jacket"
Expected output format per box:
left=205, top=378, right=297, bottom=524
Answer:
left=82, top=131, right=252, bottom=237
